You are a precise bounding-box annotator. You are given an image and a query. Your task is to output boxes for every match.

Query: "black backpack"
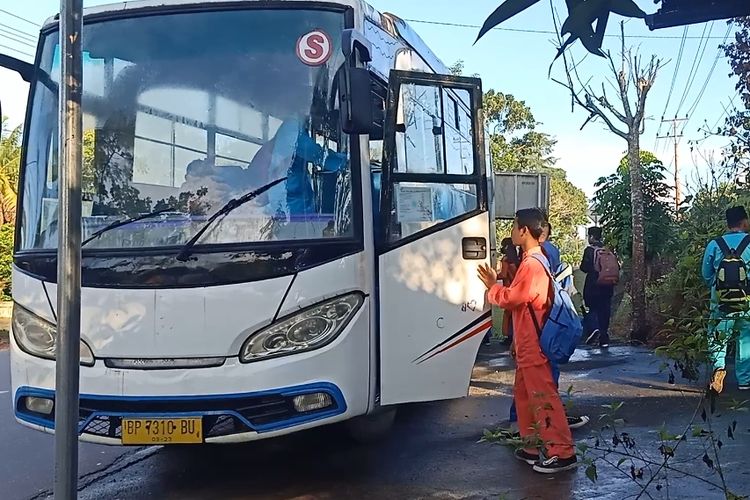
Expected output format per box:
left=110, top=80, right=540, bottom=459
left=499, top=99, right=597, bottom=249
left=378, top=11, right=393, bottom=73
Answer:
left=714, top=235, right=750, bottom=313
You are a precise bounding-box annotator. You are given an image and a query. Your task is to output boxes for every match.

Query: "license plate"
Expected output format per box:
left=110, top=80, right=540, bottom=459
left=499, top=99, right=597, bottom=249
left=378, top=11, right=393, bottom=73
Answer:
left=121, top=417, right=203, bottom=445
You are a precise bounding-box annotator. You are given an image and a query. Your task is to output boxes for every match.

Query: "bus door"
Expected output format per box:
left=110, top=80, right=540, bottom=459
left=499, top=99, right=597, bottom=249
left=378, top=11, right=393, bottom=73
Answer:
left=378, top=71, right=492, bottom=405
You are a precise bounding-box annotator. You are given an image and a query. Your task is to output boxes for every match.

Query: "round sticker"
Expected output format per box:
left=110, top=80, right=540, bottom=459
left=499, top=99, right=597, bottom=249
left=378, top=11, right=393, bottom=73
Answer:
left=296, top=30, right=333, bottom=66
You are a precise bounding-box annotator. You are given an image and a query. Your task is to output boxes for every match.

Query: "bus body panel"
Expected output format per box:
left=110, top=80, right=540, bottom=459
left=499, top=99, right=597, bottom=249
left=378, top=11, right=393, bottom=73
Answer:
left=379, top=212, right=491, bottom=405
left=276, top=253, right=367, bottom=318
left=35, top=272, right=293, bottom=358
left=11, top=284, right=371, bottom=444
left=6, top=0, right=494, bottom=444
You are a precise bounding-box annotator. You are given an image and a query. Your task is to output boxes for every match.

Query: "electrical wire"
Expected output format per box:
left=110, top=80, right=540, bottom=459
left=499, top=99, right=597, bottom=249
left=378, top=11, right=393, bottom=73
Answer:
left=405, top=18, right=734, bottom=40
left=0, top=28, right=36, bottom=49
left=0, top=42, right=33, bottom=59
left=675, top=22, right=714, bottom=116
left=0, top=9, right=40, bottom=28
left=655, top=26, right=688, bottom=152
left=0, top=22, right=36, bottom=41
left=682, top=23, right=735, bottom=130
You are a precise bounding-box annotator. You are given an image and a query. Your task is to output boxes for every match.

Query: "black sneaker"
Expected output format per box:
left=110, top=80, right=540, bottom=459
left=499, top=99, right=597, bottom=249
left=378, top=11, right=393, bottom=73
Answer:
left=567, top=415, right=590, bottom=430
left=514, top=449, right=539, bottom=465
left=585, top=329, right=600, bottom=345
left=533, top=455, right=579, bottom=474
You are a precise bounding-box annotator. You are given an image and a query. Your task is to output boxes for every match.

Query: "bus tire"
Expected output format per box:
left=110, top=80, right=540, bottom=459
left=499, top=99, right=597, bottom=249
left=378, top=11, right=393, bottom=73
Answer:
left=345, top=407, right=397, bottom=444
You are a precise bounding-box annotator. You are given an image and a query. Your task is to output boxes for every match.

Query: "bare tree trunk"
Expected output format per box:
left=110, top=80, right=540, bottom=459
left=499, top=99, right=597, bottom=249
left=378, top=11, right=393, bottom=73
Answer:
left=552, top=22, right=664, bottom=342
left=628, top=136, right=648, bottom=342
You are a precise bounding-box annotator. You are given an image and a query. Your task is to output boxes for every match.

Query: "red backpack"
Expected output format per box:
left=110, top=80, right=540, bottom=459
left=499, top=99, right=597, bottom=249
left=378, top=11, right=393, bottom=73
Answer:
left=594, top=247, right=620, bottom=286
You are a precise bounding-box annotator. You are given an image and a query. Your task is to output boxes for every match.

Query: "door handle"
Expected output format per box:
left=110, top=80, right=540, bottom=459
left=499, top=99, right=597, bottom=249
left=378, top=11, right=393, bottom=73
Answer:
left=462, top=237, right=487, bottom=260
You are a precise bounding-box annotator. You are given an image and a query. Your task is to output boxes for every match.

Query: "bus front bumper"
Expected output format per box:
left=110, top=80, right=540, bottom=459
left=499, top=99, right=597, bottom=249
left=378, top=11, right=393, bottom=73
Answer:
left=10, top=331, right=368, bottom=445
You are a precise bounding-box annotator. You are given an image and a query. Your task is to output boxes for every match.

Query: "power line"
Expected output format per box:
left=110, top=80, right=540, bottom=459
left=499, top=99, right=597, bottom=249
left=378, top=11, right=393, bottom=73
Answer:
left=404, top=18, right=735, bottom=40
left=0, top=8, right=40, bottom=28
left=675, top=21, right=714, bottom=116
left=655, top=26, right=688, bottom=151
left=0, top=22, right=37, bottom=41
left=0, top=28, right=36, bottom=49
left=682, top=23, right=734, bottom=130
left=0, top=42, right=33, bottom=59
left=657, top=117, right=687, bottom=212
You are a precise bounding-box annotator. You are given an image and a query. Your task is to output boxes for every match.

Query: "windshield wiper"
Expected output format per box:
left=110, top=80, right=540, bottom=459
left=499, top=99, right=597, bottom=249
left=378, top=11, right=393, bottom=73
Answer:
left=176, top=177, right=288, bottom=262
left=82, top=208, right=175, bottom=247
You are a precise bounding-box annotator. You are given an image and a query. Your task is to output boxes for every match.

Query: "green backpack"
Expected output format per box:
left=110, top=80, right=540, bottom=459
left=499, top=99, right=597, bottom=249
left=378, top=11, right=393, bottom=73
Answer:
left=714, top=235, right=750, bottom=314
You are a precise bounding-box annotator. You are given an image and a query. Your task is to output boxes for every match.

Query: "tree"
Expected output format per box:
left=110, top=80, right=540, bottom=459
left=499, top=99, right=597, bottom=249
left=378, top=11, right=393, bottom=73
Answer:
left=592, top=151, right=674, bottom=266
left=551, top=26, right=664, bottom=342
left=0, top=117, right=21, bottom=225
left=482, top=84, right=587, bottom=260
left=548, top=173, right=589, bottom=264
left=450, top=61, right=588, bottom=260
left=482, top=88, right=559, bottom=173
left=718, top=17, right=750, bottom=174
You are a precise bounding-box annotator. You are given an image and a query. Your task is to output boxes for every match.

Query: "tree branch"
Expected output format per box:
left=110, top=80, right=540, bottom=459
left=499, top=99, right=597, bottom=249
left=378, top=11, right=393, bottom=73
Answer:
left=611, top=50, right=633, bottom=121
left=599, top=82, right=629, bottom=124
left=551, top=77, right=629, bottom=139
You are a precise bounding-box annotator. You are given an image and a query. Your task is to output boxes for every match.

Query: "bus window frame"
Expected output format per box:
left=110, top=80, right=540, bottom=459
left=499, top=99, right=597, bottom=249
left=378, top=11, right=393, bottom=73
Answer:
left=378, top=70, right=487, bottom=254
left=14, top=3, right=363, bottom=260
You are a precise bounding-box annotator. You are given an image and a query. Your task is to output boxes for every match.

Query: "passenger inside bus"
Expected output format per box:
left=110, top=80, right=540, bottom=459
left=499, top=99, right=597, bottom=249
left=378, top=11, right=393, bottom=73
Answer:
left=251, top=117, right=347, bottom=217
left=177, top=117, right=347, bottom=221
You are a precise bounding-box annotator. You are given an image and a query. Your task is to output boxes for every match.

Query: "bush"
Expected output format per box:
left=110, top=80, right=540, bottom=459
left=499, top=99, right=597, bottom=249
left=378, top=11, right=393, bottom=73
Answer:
left=0, top=223, right=13, bottom=301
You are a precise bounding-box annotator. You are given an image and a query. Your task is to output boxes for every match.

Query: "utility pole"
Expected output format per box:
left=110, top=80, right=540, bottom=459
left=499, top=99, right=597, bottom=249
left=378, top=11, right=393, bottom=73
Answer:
left=657, top=116, right=687, bottom=213
left=55, top=0, right=83, bottom=498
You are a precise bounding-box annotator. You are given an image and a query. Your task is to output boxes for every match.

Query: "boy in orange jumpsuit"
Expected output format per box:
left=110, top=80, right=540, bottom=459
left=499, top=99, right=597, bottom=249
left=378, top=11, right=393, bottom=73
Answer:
left=478, top=208, right=577, bottom=473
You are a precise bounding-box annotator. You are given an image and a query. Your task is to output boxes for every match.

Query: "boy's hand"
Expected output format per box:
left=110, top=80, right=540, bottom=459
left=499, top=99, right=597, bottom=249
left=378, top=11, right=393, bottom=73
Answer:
left=477, top=263, right=498, bottom=290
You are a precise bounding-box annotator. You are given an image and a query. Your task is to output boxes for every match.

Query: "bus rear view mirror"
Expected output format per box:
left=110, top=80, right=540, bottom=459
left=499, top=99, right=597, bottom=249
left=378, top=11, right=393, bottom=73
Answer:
left=0, top=54, right=34, bottom=82
left=342, top=67, right=374, bottom=135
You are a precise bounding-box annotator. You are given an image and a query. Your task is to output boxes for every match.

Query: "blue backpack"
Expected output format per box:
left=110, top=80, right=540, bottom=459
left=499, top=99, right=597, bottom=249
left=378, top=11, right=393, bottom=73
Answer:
left=526, top=253, right=583, bottom=364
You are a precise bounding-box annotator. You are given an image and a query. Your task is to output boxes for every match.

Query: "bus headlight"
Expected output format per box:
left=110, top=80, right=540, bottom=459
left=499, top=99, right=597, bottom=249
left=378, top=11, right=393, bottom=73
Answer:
left=240, top=293, right=364, bottom=363
left=12, top=305, right=95, bottom=367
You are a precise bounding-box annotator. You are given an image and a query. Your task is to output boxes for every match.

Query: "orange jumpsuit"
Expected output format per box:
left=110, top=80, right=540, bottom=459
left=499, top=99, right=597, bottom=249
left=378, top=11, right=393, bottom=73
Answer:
left=498, top=258, right=518, bottom=337
left=487, top=247, right=575, bottom=459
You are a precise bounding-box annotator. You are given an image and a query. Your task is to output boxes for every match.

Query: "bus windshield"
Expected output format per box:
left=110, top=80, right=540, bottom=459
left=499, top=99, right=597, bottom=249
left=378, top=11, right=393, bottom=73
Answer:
left=20, top=8, right=352, bottom=252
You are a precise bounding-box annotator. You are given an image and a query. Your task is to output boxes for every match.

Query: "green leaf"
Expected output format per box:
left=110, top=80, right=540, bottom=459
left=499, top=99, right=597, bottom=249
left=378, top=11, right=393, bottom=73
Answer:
left=476, top=0, right=542, bottom=42
left=610, top=0, right=647, bottom=18
left=585, top=464, right=598, bottom=483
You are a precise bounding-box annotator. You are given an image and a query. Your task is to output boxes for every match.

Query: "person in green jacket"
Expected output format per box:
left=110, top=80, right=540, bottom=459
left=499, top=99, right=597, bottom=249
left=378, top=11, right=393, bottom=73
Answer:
left=702, top=206, right=750, bottom=393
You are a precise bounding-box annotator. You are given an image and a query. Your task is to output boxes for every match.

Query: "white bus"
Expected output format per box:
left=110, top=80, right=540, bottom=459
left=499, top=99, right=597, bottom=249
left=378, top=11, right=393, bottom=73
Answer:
left=1, top=0, right=492, bottom=445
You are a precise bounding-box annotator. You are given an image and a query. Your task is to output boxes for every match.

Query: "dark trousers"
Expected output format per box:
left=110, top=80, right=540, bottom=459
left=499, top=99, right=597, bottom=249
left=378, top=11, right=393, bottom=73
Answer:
left=585, top=291, right=613, bottom=343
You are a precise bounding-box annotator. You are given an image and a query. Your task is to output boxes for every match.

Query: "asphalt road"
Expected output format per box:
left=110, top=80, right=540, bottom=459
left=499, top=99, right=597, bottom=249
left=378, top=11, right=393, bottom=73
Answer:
left=4, top=344, right=750, bottom=500
left=0, top=350, right=130, bottom=500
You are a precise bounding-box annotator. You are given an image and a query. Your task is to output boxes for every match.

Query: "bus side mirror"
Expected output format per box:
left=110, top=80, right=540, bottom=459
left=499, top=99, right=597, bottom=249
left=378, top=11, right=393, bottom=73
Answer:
left=0, top=54, right=33, bottom=125
left=0, top=54, right=34, bottom=83
left=342, top=67, right=373, bottom=135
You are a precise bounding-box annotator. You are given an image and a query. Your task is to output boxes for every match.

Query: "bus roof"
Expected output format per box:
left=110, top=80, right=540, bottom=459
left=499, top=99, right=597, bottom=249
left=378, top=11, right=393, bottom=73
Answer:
left=44, top=0, right=366, bottom=27
left=42, top=0, right=449, bottom=75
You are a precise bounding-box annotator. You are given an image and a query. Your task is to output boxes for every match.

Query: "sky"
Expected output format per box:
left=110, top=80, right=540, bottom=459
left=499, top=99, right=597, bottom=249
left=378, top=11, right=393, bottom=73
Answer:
left=0, top=0, right=741, bottom=197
